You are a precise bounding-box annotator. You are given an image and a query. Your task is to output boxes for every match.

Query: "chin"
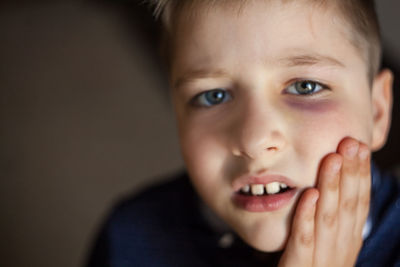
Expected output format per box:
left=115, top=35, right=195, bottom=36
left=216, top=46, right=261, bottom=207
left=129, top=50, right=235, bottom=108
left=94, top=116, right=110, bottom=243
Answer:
left=242, top=231, right=288, bottom=252
left=234, top=218, right=290, bottom=252
left=248, top=238, right=287, bottom=252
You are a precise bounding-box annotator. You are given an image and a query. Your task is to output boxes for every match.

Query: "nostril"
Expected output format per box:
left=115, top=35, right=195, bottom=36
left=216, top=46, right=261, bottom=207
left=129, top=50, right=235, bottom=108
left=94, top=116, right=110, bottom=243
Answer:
left=266, top=147, right=278, bottom=151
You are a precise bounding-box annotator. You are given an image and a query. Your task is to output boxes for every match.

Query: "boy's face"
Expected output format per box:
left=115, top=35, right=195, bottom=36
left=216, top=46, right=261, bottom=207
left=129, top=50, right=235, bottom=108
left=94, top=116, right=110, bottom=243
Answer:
left=169, top=1, right=390, bottom=251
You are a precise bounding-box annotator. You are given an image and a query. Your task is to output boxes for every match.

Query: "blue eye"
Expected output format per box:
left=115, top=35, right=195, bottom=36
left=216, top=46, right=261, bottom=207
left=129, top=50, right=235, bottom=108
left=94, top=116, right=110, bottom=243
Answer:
left=286, top=80, right=327, bottom=95
left=193, top=89, right=232, bottom=107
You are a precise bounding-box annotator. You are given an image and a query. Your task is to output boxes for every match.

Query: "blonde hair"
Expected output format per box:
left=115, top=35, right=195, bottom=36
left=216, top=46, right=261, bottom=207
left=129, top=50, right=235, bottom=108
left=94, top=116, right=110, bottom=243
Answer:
left=147, top=0, right=382, bottom=81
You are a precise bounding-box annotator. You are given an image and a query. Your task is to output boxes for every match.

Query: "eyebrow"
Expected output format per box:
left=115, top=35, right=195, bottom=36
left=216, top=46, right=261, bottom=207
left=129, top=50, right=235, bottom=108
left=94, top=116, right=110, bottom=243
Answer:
left=174, top=69, right=230, bottom=90
left=174, top=53, right=345, bottom=89
left=279, top=53, right=346, bottom=68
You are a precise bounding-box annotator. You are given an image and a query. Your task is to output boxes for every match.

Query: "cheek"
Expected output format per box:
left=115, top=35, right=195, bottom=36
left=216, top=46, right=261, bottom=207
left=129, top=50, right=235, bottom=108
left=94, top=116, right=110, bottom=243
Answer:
left=178, top=121, right=227, bottom=190
left=179, top=125, right=234, bottom=214
left=288, top=100, right=370, bottom=183
left=285, top=99, right=350, bottom=154
left=288, top=98, right=372, bottom=146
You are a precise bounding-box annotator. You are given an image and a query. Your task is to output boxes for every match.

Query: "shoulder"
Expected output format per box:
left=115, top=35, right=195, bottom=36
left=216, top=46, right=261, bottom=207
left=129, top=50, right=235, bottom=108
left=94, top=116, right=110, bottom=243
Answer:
left=87, top=171, right=212, bottom=267
left=109, top=171, right=198, bottom=230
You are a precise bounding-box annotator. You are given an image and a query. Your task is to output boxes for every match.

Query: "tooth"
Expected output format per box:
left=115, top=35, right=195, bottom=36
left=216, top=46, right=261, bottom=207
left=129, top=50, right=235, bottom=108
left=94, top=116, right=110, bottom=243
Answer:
left=266, top=182, right=280, bottom=194
left=242, top=185, right=250, bottom=193
left=251, top=184, right=264, bottom=195
left=280, top=183, right=288, bottom=189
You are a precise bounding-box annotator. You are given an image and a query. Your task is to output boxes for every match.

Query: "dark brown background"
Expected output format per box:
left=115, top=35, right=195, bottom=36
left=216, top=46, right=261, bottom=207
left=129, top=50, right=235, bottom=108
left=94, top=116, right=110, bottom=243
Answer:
left=0, top=1, right=399, bottom=266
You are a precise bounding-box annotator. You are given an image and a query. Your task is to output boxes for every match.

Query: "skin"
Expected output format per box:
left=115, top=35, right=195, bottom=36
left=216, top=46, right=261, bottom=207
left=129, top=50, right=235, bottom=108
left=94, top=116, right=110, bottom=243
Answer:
left=168, top=0, right=393, bottom=263
left=279, top=138, right=372, bottom=266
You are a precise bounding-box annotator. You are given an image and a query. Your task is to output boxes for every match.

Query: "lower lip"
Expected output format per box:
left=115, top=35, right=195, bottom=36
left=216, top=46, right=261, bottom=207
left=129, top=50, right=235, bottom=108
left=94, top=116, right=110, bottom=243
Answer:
left=232, top=189, right=298, bottom=212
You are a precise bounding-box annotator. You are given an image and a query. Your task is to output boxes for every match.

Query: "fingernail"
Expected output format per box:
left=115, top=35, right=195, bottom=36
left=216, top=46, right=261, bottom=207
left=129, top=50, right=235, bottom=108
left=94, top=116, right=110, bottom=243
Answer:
left=332, top=160, right=342, bottom=173
left=359, top=149, right=369, bottom=160
left=345, top=144, right=358, bottom=158
left=311, top=193, right=319, bottom=205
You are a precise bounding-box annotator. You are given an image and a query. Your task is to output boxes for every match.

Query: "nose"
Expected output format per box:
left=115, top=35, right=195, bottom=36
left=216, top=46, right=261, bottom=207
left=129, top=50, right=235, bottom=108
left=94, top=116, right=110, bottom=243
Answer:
left=230, top=101, right=286, bottom=160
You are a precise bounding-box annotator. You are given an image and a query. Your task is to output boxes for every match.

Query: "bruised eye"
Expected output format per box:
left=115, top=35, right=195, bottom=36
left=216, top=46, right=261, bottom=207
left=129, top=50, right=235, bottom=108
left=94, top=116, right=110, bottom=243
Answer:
left=193, top=89, right=232, bottom=107
left=285, top=80, right=327, bottom=95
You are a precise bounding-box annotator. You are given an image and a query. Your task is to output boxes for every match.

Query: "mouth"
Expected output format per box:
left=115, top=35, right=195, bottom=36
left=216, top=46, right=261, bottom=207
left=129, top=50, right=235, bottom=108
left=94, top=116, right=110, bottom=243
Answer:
left=238, top=182, right=292, bottom=196
left=232, top=175, right=299, bottom=212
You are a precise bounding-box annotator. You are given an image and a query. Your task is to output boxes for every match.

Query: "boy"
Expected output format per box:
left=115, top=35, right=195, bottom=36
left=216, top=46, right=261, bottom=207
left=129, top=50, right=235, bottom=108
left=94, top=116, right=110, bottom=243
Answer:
left=88, top=0, right=399, bottom=266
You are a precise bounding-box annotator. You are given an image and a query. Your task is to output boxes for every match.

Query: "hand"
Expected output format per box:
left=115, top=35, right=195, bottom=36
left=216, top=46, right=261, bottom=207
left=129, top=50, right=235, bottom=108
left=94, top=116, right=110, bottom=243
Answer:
left=279, top=137, right=371, bottom=267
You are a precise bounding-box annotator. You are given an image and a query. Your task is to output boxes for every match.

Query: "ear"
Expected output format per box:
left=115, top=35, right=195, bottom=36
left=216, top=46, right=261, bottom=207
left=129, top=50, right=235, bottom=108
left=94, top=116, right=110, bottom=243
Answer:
left=371, top=69, right=393, bottom=152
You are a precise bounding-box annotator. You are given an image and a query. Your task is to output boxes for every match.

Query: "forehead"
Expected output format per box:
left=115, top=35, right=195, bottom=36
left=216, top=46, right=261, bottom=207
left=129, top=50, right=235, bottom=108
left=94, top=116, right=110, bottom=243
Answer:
left=170, top=0, right=367, bottom=83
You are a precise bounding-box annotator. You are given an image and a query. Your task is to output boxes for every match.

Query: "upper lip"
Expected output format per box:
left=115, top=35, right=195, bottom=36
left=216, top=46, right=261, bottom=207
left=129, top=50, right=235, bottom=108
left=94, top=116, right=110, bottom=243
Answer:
left=232, top=173, right=298, bottom=192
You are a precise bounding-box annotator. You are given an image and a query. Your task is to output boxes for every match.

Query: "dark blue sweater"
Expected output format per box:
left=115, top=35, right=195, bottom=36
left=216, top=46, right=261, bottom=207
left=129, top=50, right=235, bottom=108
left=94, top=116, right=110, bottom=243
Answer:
left=87, top=165, right=400, bottom=267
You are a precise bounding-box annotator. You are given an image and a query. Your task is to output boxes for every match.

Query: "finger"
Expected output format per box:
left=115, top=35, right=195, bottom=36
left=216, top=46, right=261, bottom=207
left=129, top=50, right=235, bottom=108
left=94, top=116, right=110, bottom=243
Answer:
left=279, top=188, right=319, bottom=267
left=337, top=138, right=361, bottom=245
left=355, top=143, right=371, bottom=237
left=314, top=153, right=342, bottom=266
